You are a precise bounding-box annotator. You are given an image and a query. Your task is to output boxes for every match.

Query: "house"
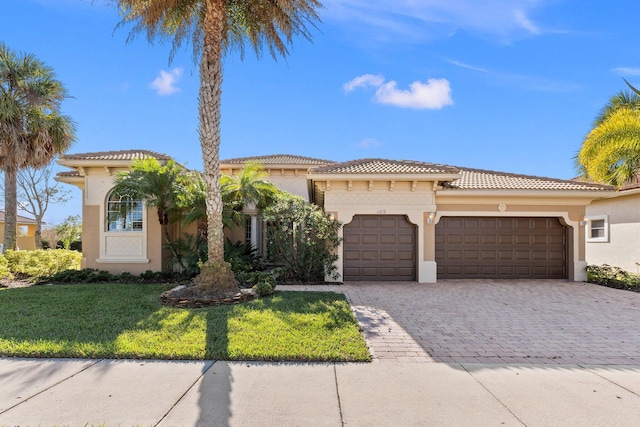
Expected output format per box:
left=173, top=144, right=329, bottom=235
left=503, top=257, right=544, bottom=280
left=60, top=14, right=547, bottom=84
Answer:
left=585, top=183, right=640, bottom=274
left=57, top=150, right=614, bottom=282
left=0, top=211, right=38, bottom=250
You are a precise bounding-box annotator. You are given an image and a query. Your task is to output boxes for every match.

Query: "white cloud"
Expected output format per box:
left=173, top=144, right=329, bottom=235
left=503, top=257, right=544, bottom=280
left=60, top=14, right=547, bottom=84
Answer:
left=344, top=74, right=453, bottom=110
left=150, top=68, right=183, bottom=96
left=612, top=67, right=640, bottom=77
left=343, top=74, right=385, bottom=92
left=323, top=0, right=561, bottom=43
left=357, top=138, right=382, bottom=148
left=444, top=58, right=488, bottom=73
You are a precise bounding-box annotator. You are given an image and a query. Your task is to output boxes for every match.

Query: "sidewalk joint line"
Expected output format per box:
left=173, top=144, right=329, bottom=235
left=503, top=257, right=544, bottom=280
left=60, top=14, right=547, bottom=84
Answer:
left=583, top=364, right=640, bottom=397
left=154, top=360, right=217, bottom=427
left=0, top=358, right=104, bottom=415
left=333, top=363, right=345, bottom=427
left=461, top=363, right=528, bottom=427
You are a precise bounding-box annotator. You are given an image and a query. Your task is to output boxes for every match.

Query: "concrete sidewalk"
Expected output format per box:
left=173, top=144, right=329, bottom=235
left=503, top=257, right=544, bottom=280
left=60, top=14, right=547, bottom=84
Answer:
left=2, top=358, right=640, bottom=426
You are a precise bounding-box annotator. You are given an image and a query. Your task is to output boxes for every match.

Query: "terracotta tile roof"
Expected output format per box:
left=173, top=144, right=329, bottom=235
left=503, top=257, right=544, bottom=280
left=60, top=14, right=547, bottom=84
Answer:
left=60, top=150, right=171, bottom=161
left=221, top=154, right=335, bottom=166
left=310, top=158, right=459, bottom=175
left=0, top=211, right=37, bottom=224
left=445, top=167, right=614, bottom=191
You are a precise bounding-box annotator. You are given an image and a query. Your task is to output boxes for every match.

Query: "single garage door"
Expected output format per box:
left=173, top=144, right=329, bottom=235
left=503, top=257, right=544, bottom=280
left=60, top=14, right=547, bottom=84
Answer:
left=343, top=215, right=416, bottom=281
left=435, top=217, right=567, bottom=279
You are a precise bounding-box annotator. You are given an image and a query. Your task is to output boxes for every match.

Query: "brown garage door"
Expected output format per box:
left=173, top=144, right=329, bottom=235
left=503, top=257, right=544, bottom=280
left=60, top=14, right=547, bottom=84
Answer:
left=343, top=215, right=416, bottom=281
left=435, top=217, right=567, bottom=279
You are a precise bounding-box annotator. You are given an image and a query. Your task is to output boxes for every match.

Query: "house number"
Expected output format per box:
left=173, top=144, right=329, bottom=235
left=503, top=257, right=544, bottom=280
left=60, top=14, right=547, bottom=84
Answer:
left=377, top=209, right=387, bottom=214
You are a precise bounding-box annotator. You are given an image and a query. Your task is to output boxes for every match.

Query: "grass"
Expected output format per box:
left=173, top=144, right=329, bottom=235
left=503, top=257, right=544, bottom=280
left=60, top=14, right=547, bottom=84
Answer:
left=0, top=283, right=370, bottom=362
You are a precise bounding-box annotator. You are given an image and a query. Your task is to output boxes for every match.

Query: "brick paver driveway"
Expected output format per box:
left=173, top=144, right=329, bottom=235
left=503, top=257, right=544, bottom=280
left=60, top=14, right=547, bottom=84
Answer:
left=342, top=280, right=640, bottom=365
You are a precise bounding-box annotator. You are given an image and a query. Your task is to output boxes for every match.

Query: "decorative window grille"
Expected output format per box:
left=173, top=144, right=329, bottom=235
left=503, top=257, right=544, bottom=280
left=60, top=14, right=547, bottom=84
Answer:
left=106, top=192, right=143, bottom=232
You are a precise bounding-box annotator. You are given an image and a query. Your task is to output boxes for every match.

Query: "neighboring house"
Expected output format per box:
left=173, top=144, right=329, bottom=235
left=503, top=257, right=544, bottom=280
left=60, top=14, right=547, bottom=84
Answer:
left=57, top=150, right=614, bottom=282
left=0, top=211, right=38, bottom=251
left=585, top=183, right=640, bottom=274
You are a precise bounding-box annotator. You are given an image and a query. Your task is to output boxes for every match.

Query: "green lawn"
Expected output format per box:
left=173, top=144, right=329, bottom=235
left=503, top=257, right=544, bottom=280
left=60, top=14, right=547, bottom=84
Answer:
left=0, top=284, right=370, bottom=362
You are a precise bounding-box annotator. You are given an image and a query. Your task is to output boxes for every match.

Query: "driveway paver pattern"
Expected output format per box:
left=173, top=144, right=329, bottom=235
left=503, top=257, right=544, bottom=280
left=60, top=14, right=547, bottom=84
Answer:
left=284, top=280, right=640, bottom=365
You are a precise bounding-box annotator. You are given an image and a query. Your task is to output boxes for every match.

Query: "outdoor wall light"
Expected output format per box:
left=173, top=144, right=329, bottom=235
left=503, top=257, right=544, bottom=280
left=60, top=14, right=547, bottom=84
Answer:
left=579, top=217, right=588, bottom=227
left=426, top=212, right=436, bottom=224
left=328, top=212, right=335, bottom=221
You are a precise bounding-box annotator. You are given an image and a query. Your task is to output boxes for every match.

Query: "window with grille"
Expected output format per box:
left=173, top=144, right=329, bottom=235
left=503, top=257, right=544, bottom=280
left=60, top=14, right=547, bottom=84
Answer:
left=106, top=191, right=143, bottom=232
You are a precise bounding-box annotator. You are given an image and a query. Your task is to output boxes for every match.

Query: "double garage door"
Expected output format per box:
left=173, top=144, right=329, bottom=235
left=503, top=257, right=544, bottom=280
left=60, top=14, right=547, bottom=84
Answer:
left=436, top=217, right=567, bottom=279
left=343, top=215, right=567, bottom=281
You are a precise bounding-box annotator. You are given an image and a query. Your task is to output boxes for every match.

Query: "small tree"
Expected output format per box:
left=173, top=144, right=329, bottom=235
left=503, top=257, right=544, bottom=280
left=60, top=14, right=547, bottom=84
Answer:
left=0, top=163, right=71, bottom=248
left=56, top=215, right=81, bottom=250
left=262, top=192, right=341, bottom=282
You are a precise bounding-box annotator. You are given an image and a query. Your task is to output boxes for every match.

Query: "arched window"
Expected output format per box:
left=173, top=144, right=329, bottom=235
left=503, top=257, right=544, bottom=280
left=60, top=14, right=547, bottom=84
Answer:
left=106, top=191, right=143, bottom=232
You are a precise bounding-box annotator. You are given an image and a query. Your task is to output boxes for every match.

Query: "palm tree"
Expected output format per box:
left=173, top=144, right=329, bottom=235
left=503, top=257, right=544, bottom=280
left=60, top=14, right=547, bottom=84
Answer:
left=221, top=161, right=279, bottom=223
left=111, top=0, right=322, bottom=295
left=577, top=90, right=640, bottom=186
left=112, top=158, right=193, bottom=269
left=0, top=43, right=76, bottom=251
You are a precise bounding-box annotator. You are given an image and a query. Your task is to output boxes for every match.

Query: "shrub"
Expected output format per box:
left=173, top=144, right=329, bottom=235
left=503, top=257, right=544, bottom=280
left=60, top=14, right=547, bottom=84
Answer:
left=224, top=238, right=262, bottom=274
left=587, top=264, right=640, bottom=290
left=262, top=192, right=342, bottom=282
left=251, top=272, right=277, bottom=297
left=4, top=249, right=82, bottom=279
left=166, top=233, right=207, bottom=276
left=0, top=255, right=13, bottom=280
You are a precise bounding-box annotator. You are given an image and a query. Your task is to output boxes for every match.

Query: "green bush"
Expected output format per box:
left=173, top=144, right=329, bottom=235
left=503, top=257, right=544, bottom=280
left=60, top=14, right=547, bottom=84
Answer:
left=4, top=249, right=81, bottom=279
left=252, top=273, right=277, bottom=297
left=587, top=264, right=640, bottom=290
left=262, top=192, right=342, bottom=283
left=224, top=238, right=263, bottom=274
left=0, top=254, right=13, bottom=279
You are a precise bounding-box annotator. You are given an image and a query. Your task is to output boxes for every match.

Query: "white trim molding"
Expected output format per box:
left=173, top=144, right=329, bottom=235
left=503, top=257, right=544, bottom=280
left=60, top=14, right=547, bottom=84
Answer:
left=586, top=214, right=609, bottom=243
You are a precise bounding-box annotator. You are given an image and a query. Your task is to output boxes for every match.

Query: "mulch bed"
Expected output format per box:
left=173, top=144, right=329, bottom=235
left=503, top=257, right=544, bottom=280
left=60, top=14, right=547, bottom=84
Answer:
left=160, top=285, right=256, bottom=308
left=590, top=281, right=640, bottom=293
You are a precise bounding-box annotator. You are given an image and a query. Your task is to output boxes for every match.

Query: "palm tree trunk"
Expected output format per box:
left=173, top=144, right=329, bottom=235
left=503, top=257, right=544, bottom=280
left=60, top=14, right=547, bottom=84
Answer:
left=192, top=0, right=237, bottom=294
left=3, top=167, right=17, bottom=251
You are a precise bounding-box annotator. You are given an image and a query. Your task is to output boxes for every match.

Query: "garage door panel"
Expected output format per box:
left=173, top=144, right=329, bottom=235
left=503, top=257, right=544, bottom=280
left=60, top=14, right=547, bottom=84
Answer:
left=380, top=251, right=397, bottom=261
left=344, top=215, right=416, bottom=281
left=362, top=251, right=378, bottom=261
left=343, top=250, right=361, bottom=260
left=436, top=217, right=567, bottom=279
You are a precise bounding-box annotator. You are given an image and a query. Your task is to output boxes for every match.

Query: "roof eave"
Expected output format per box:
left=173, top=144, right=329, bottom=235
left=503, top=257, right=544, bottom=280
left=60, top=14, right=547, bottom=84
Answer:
left=436, top=189, right=616, bottom=198
left=307, top=173, right=462, bottom=181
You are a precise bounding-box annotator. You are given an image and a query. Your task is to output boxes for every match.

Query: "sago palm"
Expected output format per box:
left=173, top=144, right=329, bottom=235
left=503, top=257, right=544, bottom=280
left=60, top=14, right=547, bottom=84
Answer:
left=0, top=43, right=76, bottom=250
left=111, top=0, right=322, bottom=295
left=577, top=90, right=640, bottom=186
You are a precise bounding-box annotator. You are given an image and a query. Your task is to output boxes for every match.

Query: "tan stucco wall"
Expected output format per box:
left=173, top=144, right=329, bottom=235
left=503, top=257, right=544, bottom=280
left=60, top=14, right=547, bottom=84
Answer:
left=82, top=204, right=100, bottom=270
left=0, top=223, right=37, bottom=250
left=586, top=193, right=640, bottom=273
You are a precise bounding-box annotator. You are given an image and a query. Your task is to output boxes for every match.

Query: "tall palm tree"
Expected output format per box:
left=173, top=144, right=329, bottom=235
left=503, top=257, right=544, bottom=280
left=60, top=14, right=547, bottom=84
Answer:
left=577, top=90, right=640, bottom=186
left=0, top=43, right=76, bottom=251
left=111, top=0, right=322, bottom=295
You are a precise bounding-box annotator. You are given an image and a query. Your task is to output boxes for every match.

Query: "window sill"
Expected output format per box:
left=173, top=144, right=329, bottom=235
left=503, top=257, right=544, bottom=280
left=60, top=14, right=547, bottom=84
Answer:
left=96, top=258, right=150, bottom=264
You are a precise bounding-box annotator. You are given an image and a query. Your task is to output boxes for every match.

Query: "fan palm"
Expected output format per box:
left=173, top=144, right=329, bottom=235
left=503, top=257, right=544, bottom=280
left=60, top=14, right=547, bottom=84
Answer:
left=111, top=0, right=321, bottom=295
left=577, top=90, right=640, bottom=186
left=0, top=43, right=76, bottom=250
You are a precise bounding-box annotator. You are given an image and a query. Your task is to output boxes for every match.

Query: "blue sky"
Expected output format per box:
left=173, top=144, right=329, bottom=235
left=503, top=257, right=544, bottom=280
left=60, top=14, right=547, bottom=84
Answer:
left=2, top=0, right=640, bottom=224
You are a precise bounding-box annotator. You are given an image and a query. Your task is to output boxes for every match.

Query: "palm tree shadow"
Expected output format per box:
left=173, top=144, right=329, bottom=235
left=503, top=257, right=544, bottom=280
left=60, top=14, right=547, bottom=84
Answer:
left=193, top=308, right=233, bottom=425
